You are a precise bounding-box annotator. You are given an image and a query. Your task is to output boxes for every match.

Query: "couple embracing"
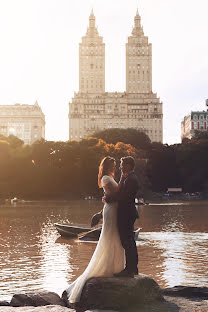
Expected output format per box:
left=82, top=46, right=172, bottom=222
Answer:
left=66, top=156, right=139, bottom=304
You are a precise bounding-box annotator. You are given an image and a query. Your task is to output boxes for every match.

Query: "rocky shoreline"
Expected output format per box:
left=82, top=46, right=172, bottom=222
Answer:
left=0, top=276, right=208, bottom=312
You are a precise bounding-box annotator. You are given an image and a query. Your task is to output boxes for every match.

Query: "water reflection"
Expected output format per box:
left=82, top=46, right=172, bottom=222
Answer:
left=161, top=207, right=185, bottom=232
left=138, top=232, right=208, bottom=287
left=0, top=200, right=208, bottom=301
left=38, top=222, right=72, bottom=295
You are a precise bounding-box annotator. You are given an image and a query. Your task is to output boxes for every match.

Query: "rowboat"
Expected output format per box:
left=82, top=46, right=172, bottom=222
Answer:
left=78, top=227, right=141, bottom=241
left=55, top=223, right=141, bottom=241
left=78, top=227, right=102, bottom=241
left=54, top=223, right=91, bottom=238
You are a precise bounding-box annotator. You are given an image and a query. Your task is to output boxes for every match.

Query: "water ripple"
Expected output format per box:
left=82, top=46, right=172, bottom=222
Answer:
left=0, top=200, right=208, bottom=300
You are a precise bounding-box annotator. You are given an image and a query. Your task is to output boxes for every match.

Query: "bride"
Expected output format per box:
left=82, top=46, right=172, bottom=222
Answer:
left=66, top=156, right=125, bottom=303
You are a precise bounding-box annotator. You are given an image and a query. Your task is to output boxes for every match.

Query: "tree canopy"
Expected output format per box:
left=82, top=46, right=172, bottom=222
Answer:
left=0, top=129, right=208, bottom=199
left=91, top=128, right=151, bottom=151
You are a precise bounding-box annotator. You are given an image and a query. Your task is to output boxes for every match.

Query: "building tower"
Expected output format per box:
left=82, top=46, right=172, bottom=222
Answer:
left=79, top=10, right=105, bottom=94
left=126, top=9, right=152, bottom=93
left=69, top=10, right=163, bottom=143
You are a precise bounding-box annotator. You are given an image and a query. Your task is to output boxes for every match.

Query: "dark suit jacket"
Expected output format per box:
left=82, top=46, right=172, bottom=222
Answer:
left=117, top=171, right=139, bottom=220
left=105, top=171, right=139, bottom=220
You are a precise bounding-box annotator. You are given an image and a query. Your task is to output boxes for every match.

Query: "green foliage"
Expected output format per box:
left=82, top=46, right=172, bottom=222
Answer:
left=91, top=128, right=151, bottom=151
left=147, top=143, right=180, bottom=192
left=1, top=132, right=208, bottom=199
left=176, top=137, right=208, bottom=192
left=147, top=136, right=208, bottom=193
left=0, top=135, right=148, bottom=199
left=7, top=135, right=24, bottom=148
left=194, top=130, right=208, bottom=139
left=0, top=134, right=24, bottom=148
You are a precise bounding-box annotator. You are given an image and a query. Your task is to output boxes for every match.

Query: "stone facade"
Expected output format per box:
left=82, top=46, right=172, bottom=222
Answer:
left=181, top=109, right=208, bottom=140
left=0, top=101, right=45, bottom=144
left=69, top=10, right=163, bottom=143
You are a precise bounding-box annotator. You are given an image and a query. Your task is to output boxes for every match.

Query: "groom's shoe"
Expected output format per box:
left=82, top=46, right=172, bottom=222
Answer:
left=114, top=268, right=137, bottom=278
left=134, top=268, right=139, bottom=275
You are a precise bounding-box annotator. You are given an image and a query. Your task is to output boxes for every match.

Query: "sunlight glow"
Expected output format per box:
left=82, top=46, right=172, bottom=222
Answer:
left=0, top=0, right=207, bottom=144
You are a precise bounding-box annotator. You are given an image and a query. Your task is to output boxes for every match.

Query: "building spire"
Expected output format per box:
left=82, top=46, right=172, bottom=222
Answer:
left=131, top=8, right=143, bottom=36
left=89, top=9, right=95, bottom=28
left=90, top=8, right=94, bottom=16
left=134, top=8, right=141, bottom=27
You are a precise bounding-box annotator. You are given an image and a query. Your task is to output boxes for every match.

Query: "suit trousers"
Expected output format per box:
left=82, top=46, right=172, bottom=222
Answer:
left=117, top=213, right=138, bottom=273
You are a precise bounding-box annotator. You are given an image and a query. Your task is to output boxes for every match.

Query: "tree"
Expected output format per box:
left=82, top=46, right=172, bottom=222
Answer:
left=7, top=135, right=24, bottom=148
left=91, top=128, right=151, bottom=151
left=0, top=140, right=11, bottom=198
left=176, top=137, right=208, bottom=192
left=147, top=143, right=181, bottom=192
left=194, top=130, right=208, bottom=140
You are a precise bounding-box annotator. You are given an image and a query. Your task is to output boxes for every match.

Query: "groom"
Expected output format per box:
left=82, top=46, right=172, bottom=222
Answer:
left=105, top=156, right=139, bottom=277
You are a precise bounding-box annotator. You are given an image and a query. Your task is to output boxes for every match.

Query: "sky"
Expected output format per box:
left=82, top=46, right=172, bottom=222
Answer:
left=0, top=0, right=207, bottom=144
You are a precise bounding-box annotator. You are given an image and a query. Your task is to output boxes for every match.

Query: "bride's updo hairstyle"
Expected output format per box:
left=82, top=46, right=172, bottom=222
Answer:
left=98, top=156, right=116, bottom=188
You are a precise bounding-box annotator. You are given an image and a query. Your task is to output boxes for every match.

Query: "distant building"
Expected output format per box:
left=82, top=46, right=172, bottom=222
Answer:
left=69, top=10, right=163, bottom=143
left=167, top=188, right=182, bottom=193
left=0, top=101, right=45, bottom=144
left=181, top=101, right=208, bottom=140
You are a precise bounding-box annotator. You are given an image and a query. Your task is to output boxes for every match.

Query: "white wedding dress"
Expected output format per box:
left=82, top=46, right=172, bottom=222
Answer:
left=66, top=175, right=125, bottom=303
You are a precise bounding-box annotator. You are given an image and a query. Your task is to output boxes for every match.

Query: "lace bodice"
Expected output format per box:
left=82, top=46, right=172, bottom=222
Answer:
left=101, top=175, right=118, bottom=195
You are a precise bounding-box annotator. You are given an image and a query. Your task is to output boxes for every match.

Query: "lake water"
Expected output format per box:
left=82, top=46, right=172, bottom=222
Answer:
left=0, top=200, right=208, bottom=301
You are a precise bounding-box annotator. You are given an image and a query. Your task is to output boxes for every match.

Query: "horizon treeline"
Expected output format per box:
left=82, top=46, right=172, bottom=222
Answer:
left=0, top=129, right=208, bottom=199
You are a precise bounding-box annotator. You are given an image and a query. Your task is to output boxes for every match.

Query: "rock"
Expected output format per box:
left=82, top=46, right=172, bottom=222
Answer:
left=162, top=286, right=208, bottom=298
left=0, top=301, right=10, bottom=306
left=1, top=286, right=208, bottom=312
left=10, top=292, right=66, bottom=307
left=0, top=306, right=73, bottom=312
left=62, top=274, right=164, bottom=311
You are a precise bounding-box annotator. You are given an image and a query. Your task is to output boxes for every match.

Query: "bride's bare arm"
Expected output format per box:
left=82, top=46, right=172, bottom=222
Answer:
left=117, top=173, right=127, bottom=190
left=91, top=177, right=118, bottom=227
left=103, top=174, right=127, bottom=203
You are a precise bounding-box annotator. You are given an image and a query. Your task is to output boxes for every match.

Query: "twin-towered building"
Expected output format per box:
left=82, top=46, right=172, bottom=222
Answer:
left=0, top=10, right=163, bottom=145
left=69, top=10, right=163, bottom=143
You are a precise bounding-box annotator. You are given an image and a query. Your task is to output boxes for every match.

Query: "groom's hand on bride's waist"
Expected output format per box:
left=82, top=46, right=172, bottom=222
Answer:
left=103, top=193, right=117, bottom=203
left=102, top=194, right=109, bottom=203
